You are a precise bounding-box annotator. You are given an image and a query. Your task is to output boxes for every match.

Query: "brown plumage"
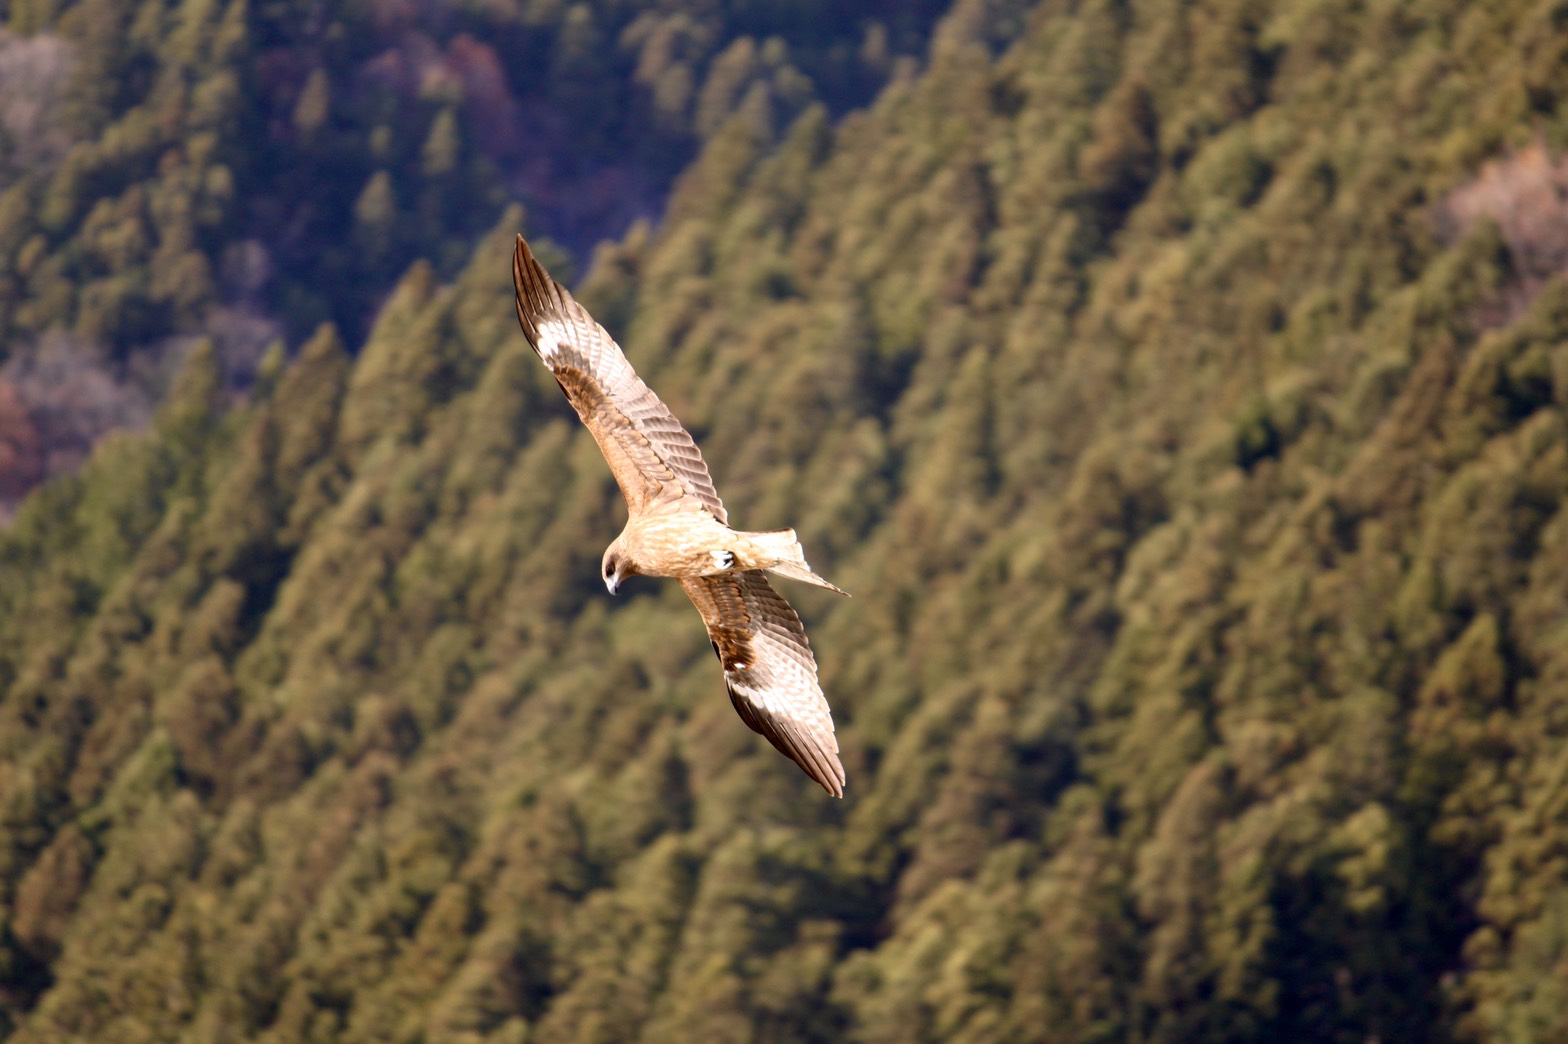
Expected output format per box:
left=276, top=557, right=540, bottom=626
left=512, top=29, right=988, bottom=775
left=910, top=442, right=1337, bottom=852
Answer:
left=512, top=234, right=848, bottom=796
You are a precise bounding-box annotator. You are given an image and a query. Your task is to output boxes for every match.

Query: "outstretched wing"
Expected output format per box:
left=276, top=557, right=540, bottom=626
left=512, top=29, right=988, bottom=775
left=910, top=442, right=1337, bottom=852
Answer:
left=513, top=235, right=727, bottom=522
left=681, top=572, right=844, bottom=796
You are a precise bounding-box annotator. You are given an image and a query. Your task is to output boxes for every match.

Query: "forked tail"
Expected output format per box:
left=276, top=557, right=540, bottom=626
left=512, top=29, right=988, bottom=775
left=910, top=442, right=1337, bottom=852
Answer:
left=745, top=529, right=849, bottom=595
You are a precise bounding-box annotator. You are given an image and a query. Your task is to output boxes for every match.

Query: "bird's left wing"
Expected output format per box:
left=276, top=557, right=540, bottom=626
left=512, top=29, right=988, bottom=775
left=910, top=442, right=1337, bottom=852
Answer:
left=513, top=235, right=728, bottom=522
left=681, top=572, right=844, bottom=796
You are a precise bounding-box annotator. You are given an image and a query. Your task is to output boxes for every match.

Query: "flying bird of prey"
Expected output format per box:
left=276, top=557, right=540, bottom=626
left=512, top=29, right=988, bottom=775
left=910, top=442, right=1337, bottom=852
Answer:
left=512, top=235, right=848, bottom=796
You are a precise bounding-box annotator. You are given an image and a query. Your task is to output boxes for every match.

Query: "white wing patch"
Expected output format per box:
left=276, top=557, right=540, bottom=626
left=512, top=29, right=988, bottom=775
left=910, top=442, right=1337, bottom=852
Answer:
left=513, top=237, right=729, bottom=523
left=534, top=323, right=568, bottom=366
left=681, top=572, right=844, bottom=796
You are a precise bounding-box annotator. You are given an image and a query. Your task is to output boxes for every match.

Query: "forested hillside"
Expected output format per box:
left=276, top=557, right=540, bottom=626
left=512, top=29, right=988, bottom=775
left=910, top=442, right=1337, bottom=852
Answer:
left=4, top=0, right=1568, bottom=1040
left=0, top=0, right=942, bottom=507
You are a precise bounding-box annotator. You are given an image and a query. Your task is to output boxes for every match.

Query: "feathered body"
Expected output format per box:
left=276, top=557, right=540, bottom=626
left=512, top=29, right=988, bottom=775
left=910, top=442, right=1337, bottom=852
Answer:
left=608, top=504, right=845, bottom=589
left=512, top=235, right=848, bottom=796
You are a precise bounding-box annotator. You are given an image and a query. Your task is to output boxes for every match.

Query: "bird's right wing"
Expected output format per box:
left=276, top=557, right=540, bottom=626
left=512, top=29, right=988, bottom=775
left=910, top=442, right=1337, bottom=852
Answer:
left=513, top=235, right=727, bottom=522
left=681, top=572, right=844, bottom=796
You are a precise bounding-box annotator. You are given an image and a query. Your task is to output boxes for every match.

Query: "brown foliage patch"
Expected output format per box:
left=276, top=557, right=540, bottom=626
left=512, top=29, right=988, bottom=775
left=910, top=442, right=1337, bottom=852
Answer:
left=1434, top=141, right=1568, bottom=326
left=0, top=335, right=154, bottom=513
left=0, top=30, right=76, bottom=174
left=0, top=378, right=44, bottom=502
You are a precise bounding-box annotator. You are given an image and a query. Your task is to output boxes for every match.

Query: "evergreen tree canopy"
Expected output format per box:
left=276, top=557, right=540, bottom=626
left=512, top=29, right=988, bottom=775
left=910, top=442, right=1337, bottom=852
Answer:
left=4, top=0, right=1568, bottom=1040
left=0, top=0, right=946, bottom=507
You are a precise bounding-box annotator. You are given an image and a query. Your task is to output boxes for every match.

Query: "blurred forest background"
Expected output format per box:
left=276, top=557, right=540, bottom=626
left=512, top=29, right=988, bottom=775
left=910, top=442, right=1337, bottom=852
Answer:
left=3, top=0, right=1568, bottom=1040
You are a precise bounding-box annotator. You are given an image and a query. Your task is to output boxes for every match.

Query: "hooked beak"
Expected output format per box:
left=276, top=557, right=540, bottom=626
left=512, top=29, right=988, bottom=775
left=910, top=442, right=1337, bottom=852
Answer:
left=605, top=573, right=620, bottom=596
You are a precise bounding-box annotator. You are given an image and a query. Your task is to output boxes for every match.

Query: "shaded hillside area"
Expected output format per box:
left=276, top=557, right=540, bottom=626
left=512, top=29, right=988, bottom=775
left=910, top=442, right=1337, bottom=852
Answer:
left=6, top=0, right=1568, bottom=1039
left=0, top=0, right=946, bottom=507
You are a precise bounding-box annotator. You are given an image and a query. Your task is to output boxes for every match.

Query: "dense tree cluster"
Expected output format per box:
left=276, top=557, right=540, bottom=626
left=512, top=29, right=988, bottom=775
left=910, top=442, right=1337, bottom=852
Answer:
left=4, top=0, right=1568, bottom=1039
left=0, top=0, right=943, bottom=508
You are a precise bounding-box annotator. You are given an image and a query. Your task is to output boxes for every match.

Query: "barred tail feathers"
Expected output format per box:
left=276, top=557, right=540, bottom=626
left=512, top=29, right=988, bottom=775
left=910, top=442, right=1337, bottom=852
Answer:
left=744, top=528, right=848, bottom=595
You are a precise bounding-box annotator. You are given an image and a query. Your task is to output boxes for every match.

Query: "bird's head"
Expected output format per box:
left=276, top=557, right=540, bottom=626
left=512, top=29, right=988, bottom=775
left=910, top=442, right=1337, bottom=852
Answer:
left=602, top=544, right=630, bottom=596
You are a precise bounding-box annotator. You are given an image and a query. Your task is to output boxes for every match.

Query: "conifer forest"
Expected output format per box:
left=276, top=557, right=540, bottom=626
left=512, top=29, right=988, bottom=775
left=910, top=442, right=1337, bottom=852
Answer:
left=3, top=0, right=1568, bottom=1040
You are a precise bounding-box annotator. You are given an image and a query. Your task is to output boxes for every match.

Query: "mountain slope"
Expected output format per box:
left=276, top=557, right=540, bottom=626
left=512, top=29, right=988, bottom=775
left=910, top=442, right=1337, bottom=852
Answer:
left=5, top=0, right=1568, bottom=1039
left=0, top=0, right=946, bottom=508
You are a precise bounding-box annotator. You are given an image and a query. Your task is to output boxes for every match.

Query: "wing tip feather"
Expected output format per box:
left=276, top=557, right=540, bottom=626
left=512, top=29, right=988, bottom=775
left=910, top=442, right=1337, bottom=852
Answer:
left=693, top=573, right=844, bottom=797
left=512, top=233, right=569, bottom=357
left=726, top=680, right=845, bottom=797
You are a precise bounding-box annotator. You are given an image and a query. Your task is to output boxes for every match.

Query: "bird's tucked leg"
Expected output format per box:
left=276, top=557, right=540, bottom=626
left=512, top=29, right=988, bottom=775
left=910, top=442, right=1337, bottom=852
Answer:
left=711, top=548, right=736, bottom=570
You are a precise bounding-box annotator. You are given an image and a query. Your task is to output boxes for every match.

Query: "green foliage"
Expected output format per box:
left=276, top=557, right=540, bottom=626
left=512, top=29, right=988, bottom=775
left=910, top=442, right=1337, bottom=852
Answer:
left=5, top=0, right=1568, bottom=1040
left=0, top=0, right=948, bottom=511
left=0, top=0, right=947, bottom=358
